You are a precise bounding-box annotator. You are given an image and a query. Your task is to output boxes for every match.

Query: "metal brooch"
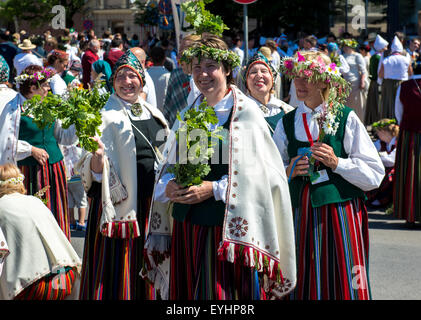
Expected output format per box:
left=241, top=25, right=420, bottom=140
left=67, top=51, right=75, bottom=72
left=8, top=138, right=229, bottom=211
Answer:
left=131, top=102, right=143, bottom=117
left=260, top=104, right=269, bottom=114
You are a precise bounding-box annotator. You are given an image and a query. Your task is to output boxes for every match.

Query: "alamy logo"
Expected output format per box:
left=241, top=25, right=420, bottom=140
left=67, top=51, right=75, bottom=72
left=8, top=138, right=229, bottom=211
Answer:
left=351, top=5, right=366, bottom=31
left=52, top=5, right=66, bottom=30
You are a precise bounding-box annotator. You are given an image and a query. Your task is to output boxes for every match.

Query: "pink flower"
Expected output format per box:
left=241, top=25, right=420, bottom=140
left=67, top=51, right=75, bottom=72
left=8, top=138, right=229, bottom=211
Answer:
left=284, top=60, right=294, bottom=70
left=309, top=62, right=317, bottom=69
left=297, top=52, right=306, bottom=62
left=303, top=69, right=313, bottom=77
left=329, top=63, right=337, bottom=70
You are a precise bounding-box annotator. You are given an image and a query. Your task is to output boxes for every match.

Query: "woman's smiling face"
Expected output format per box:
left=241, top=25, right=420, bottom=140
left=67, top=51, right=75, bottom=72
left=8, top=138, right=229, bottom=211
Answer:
left=114, top=68, right=142, bottom=104
left=246, top=62, right=273, bottom=98
left=191, top=57, right=228, bottom=98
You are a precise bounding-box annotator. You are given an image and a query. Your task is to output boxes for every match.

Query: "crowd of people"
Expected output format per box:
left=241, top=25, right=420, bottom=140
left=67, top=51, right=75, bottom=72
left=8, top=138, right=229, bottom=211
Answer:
left=0, top=23, right=420, bottom=301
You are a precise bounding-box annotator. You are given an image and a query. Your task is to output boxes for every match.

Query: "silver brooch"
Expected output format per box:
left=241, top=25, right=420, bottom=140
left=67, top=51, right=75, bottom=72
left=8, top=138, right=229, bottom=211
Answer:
left=260, top=104, right=269, bottom=114
left=131, top=103, right=143, bottom=117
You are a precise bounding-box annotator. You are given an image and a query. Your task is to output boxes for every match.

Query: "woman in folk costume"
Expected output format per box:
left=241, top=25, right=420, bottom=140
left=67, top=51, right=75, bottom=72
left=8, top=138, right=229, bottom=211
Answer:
left=2, top=65, right=77, bottom=240
left=76, top=49, right=169, bottom=300
left=244, top=52, right=294, bottom=134
left=142, top=33, right=296, bottom=300
left=340, top=39, right=369, bottom=123
left=275, top=50, right=385, bottom=300
left=379, top=36, right=413, bottom=119
left=366, top=119, right=399, bottom=209
left=393, top=67, right=421, bottom=227
left=365, top=35, right=388, bottom=124
left=0, top=164, right=81, bottom=300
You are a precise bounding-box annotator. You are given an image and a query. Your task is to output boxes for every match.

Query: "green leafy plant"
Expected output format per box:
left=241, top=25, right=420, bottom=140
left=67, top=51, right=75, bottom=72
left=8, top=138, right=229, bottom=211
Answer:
left=167, top=99, right=224, bottom=188
left=181, top=0, right=229, bottom=37
left=23, top=82, right=110, bottom=153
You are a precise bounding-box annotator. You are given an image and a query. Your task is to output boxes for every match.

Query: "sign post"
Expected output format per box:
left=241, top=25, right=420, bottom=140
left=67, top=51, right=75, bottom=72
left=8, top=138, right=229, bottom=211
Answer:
left=233, top=0, right=257, bottom=64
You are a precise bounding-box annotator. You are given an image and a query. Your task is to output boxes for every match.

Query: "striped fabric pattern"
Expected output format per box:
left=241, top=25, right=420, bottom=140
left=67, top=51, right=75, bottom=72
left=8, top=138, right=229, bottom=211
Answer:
left=291, top=184, right=371, bottom=300
left=170, top=218, right=265, bottom=300
left=393, top=129, right=421, bottom=222
left=78, top=196, right=149, bottom=300
left=19, top=160, right=70, bottom=240
left=14, top=267, right=76, bottom=300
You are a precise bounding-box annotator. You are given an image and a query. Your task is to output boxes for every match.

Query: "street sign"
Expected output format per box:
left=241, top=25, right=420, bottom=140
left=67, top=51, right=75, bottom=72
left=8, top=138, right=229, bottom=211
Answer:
left=233, top=0, right=257, bottom=4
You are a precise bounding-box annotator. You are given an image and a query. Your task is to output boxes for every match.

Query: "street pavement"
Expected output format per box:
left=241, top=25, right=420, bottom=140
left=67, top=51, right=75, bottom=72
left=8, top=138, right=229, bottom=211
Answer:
left=70, top=208, right=421, bottom=300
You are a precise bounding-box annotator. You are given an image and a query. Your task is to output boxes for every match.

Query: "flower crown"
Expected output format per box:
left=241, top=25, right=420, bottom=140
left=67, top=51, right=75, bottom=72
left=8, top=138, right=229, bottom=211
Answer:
left=279, top=52, right=350, bottom=103
left=0, top=174, right=24, bottom=186
left=181, top=45, right=241, bottom=69
left=15, top=68, right=54, bottom=85
left=338, top=38, right=358, bottom=49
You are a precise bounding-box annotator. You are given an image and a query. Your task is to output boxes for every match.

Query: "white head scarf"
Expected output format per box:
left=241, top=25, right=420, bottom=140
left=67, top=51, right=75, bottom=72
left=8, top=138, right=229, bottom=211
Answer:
left=391, top=35, right=403, bottom=53
left=373, top=34, right=389, bottom=52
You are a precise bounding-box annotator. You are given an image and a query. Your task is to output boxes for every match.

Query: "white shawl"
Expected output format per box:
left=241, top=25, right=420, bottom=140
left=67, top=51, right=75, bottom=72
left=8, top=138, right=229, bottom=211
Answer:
left=0, top=193, right=81, bottom=299
left=77, top=93, right=169, bottom=238
left=142, top=86, right=296, bottom=299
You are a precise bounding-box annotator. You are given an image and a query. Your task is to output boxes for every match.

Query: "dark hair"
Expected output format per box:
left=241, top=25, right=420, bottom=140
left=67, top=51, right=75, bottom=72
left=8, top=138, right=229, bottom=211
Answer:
left=18, top=65, right=51, bottom=97
left=193, top=33, right=234, bottom=85
left=328, top=33, right=337, bottom=41
left=161, top=39, right=169, bottom=48
left=111, top=38, right=123, bottom=48
left=150, top=46, right=166, bottom=64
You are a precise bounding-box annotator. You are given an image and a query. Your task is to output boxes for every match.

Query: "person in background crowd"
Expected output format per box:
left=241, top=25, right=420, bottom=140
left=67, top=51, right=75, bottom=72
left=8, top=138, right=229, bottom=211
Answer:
left=0, top=30, right=19, bottom=82
left=45, top=49, right=69, bottom=95
left=148, top=46, right=171, bottom=112
left=91, top=59, right=114, bottom=93
left=366, top=119, right=399, bottom=209
left=232, top=35, right=244, bottom=66
left=13, top=39, right=43, bottom=76
left=160, top=39, right=176, bottom=72
left=407, top=37, right=420, bottom=72
left=44, top=37, right=59, bottom=56
left=360, top=44, right=371, bottom=73
left=0, top=55, right=17, bottom=115
left=379, top=36, right=413, bottom=119
left=104, top=38, right=125, bottom=70
left=365, top=35, right=388, bottom=124
left=303, top=35, right=318, bottom=51
left=393, top=66, right=421, bottom=227
left=162, top=34, right=201, bottom=128
left=0, top=163, right=82, bottom=300
left=82, top=39, right=100, bottom=89
left=341, top=38, right=369, bottom=123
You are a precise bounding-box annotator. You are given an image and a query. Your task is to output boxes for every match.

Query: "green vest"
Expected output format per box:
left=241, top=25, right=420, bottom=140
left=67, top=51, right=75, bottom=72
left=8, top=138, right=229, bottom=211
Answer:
left=265, top=110, right=285, bottom=134
left=62, top=71, right=76, bottom=86
left=17, top=116, right=63, bottom=166
left=282, top=106, right=366, bottom=208
left=172, top=110, right=232, bottom=226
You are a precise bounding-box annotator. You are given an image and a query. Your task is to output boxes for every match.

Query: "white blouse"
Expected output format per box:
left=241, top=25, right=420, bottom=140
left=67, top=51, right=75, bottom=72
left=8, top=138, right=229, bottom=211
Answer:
left=273, top=100, right=385, bottom=191
left=394, top=75, right=421, bottom=124
left=248, top=94, right=294, bottom=117
left=374, top=137, right=396, bottom=168
left=154, top=91, right=235, bottom=203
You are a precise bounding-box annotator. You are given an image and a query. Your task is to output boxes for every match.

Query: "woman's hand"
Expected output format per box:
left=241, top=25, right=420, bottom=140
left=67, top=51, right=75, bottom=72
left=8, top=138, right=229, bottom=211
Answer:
left=286, top=155, right=309, bottom=179
left=90, top=137, right=105, bottom=173
left=31, top=146, right=49, bottom=166
left=168, top=181, right=214, bottom=205
left=311, top=142, right=338, bottom=170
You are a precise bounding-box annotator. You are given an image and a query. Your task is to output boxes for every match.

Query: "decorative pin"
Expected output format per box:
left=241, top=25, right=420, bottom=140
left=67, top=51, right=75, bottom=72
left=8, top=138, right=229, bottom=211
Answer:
left=260, top=104, right=269, bottom=114
left=131, top=103, right=143, bottom=117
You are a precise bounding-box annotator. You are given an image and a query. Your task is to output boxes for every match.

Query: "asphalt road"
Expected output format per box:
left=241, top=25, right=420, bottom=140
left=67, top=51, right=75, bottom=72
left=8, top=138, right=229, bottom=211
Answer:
left=70, top=208, right=421, bottom=300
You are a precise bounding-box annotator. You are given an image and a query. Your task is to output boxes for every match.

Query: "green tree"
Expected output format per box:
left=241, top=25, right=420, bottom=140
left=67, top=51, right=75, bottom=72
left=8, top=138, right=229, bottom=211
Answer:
left=0, top=0, right=86, bottom=29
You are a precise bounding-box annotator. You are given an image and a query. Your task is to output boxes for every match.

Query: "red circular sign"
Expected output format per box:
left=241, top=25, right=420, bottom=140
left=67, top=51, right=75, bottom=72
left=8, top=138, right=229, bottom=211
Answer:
left=233, top=0, right=257, bottom=4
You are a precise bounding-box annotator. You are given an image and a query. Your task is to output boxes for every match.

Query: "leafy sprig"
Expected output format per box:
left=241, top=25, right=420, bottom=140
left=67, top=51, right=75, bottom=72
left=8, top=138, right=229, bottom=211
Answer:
left=22, top=82, right=110, bottom=152
left=167, top=99, right=224, bottom=188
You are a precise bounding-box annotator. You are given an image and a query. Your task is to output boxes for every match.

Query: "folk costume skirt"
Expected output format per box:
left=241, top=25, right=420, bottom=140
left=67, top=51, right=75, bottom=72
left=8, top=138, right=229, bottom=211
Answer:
left=170, top=217, right=265, bottom=300
left=14, top=267, right=77, bottom=300
left=380, top=79, right=401, bottom=119
left=393, top=129, right=421, bottom=223
left=366, top=166, right=395, bottom=208
left=19, top=160, right=70, bottom=240
left=365, top=80, right=380, bottom=125
left=290, top=184, right=371, bottom=300
left=78, top=183, right=151, bottom=300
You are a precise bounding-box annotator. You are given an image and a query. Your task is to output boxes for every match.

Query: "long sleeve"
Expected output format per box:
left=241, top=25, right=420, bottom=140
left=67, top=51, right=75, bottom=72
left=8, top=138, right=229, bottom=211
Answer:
left=333, top=111, right=385, bottom=191
left=339, top=55, right=350, bottom=74
left=394, top=85, right=403, bottom=124
left=273, top=119, right=291, bottom=169
left=16, top=140, right=32, bottom=161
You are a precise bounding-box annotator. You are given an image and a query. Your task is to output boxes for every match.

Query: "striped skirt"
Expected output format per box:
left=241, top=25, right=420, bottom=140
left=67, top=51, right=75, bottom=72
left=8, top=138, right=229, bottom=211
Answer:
left=393, top=129, right=421, bottom=222
left=291, top=184, right=371, bottom=300
left=170, top=218, right=265, bottom=300
left=366, top=166, right=395, bottom=208
left=78, top=182, right=149, bottom=300
left=19, top=160, right=70, bottom=240
left=14, top=267, right=77, bottom=300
